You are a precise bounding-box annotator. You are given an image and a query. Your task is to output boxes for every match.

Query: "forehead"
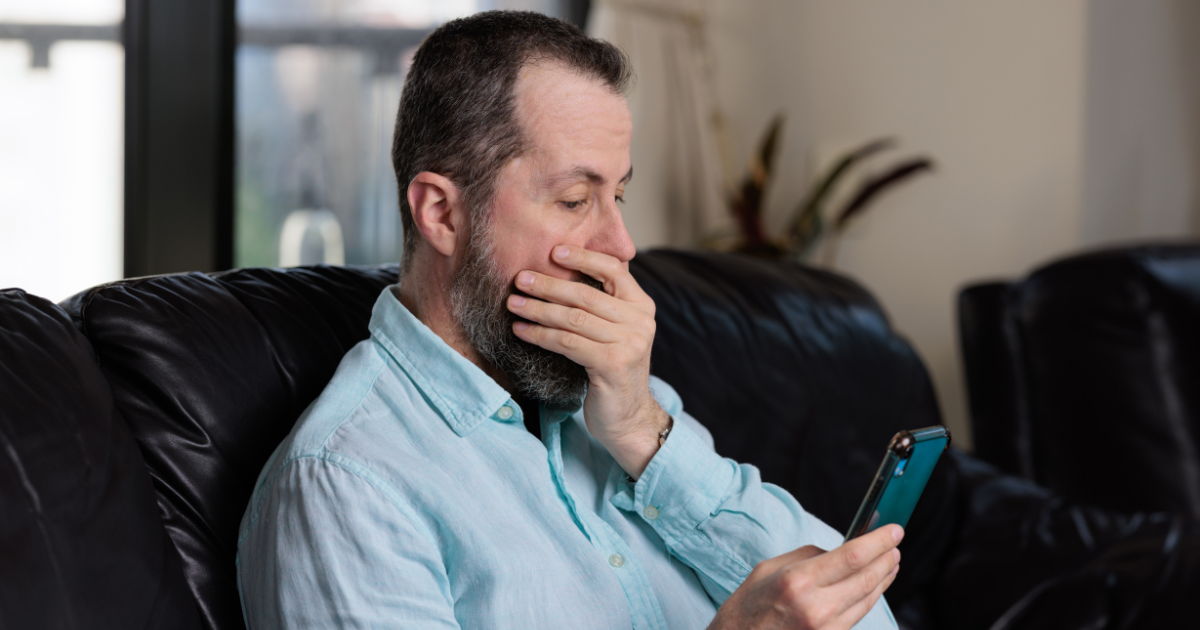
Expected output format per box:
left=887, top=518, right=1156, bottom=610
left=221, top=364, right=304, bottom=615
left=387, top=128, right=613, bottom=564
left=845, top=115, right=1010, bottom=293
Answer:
left=512, top=62, right=632, bottom=165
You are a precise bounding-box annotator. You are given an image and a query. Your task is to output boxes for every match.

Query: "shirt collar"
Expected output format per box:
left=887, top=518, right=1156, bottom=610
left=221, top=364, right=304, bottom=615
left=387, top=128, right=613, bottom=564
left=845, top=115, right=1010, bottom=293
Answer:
left=367, top=286, right=582, bottom=436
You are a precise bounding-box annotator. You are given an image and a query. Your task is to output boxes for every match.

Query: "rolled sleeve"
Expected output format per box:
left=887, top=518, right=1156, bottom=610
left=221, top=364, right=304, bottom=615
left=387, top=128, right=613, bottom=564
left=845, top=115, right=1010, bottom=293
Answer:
left=611, top=418, right=750, bottom=594
left=609, top=381, right=896, bottom=628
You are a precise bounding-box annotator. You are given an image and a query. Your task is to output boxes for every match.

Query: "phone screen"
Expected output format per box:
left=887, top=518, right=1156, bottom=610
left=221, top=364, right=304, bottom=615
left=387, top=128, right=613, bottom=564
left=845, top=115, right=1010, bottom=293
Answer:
left=844, top=426, right=949, bottom=541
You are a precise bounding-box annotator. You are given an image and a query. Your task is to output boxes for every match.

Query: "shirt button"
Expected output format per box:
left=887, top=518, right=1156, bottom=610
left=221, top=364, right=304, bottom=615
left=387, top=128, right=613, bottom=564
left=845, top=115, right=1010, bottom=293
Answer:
left=608, top=553, right=625, bottom=568
left=643, top=506, right=659, bottom=520
left=497, top=405, right=514, bottom=420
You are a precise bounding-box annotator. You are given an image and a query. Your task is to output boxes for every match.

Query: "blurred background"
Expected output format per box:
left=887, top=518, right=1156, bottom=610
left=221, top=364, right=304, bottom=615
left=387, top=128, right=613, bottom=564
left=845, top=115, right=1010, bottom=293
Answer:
left=1, top=0, right=1197, bottom=448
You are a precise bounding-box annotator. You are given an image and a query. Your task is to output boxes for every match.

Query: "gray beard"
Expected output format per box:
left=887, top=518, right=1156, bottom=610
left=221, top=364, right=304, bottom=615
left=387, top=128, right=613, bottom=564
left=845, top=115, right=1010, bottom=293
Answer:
left=448, top=220, right=597, bottom=406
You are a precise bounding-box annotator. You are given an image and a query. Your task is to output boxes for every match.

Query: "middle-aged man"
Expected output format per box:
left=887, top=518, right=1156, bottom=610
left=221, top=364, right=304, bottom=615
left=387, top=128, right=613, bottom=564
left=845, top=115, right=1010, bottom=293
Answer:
left=238, top=11, right=901, bottom=629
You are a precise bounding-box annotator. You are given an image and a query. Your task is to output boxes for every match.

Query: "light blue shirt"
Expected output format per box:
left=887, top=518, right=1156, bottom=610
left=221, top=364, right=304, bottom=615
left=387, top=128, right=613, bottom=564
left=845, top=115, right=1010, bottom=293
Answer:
left=237, top=286, right=896, bottom=629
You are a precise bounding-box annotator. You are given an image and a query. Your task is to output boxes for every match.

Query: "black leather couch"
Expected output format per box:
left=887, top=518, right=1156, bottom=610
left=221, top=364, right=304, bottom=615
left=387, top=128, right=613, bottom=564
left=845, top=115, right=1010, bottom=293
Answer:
left=2, top=249, right=1194, bottom=630
left=960, top=244, right=1200, bottom=515
left=958, top=243, right=1200, bottom=627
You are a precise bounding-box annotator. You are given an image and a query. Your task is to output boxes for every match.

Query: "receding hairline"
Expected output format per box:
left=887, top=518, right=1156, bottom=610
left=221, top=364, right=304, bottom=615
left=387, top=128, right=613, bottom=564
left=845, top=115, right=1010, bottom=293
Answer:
left=518, top=55, right=632, bottom=98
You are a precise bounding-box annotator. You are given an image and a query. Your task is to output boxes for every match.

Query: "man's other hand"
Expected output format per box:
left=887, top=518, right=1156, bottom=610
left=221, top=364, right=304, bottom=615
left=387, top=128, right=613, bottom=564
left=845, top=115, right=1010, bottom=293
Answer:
left=507, top=245, right=667, bottom=477
left=708, top=525, right=903, bottom=630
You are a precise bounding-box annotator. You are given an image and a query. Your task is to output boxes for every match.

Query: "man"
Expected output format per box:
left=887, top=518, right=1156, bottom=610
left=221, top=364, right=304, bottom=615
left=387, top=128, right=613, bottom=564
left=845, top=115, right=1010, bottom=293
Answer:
left=238, top=11, right=900, bottom=629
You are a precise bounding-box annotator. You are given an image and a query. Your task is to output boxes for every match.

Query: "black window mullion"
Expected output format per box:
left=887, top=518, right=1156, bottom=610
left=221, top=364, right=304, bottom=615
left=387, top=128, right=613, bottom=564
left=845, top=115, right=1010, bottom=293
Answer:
left=124, top=0, right=236, bottom=278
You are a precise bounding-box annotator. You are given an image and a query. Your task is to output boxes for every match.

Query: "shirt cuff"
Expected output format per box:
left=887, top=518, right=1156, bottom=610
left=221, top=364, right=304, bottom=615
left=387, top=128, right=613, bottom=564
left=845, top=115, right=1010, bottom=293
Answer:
left=609, top=416, right=738, bottom=549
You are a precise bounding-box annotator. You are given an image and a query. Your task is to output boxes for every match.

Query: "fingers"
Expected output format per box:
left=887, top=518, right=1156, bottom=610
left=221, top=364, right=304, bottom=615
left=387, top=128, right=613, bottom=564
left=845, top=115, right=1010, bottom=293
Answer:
left=551, top=245, right=647, bottom=303
left=512, top=320, right=602, bottom=366
left=811, top=525, right=903, bottom=586
left=727, top=528, right=902, bottom=630
left=811, top=531, right=899, bottom=626
left=514, top=270, right=634, bottom=323
left=508, top=248, right=657, bottom=377
left=824, top=542, right=899, bottom=612
left=832, top=559, right=899, bottom=628
left=751, top=544, right=826, bottom=578
left=727, top=535, right=900, bottom=630
left=508, top=292, right=622, bottom=344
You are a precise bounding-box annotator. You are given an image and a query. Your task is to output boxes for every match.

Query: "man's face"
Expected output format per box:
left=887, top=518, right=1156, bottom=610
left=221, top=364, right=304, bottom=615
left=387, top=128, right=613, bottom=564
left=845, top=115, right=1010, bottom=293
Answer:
left=450, top=63, right=636, bottom=404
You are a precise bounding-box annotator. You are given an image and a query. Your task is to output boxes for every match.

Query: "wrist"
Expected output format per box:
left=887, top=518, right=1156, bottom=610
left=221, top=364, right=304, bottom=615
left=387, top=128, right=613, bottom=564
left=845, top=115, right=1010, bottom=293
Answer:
left=613, top=403, right=671, bottom=481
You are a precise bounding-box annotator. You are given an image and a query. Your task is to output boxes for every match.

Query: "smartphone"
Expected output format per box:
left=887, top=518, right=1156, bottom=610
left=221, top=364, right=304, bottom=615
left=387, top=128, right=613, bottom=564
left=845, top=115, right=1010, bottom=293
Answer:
left=844, top=426, right=951, bottom=541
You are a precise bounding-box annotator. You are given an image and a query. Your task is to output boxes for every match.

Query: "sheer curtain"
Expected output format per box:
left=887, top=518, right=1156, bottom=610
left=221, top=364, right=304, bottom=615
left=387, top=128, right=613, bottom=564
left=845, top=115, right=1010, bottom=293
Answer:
left=588, top=0, right=728, bottom=249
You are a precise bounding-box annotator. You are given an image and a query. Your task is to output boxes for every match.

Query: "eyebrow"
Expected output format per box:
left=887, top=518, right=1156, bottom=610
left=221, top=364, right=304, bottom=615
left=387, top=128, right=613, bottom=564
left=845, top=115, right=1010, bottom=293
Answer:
left=541, top=165, right=634, bottom=190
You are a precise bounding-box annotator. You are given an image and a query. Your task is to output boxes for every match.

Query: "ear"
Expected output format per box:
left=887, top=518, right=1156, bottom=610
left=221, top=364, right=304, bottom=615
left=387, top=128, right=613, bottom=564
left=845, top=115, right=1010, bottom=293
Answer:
left=407, top=172, right=466, bottom=258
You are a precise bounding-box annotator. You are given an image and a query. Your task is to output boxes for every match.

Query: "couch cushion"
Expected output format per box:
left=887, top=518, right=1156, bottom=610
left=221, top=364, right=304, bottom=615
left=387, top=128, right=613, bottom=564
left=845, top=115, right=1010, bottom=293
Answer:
left=631, top=250, right=951, bottom=626
left=61, top=265, right=398, bottom=630
left=933, top=450, right=1200, bottom=630
left=0, top=289, right=199, bottom=630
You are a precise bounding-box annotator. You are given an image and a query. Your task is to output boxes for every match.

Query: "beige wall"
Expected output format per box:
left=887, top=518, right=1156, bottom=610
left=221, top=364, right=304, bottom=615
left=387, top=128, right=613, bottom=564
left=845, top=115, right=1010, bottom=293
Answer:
left=614, top=0, right=1200, bottom=446
left=709, top=1, right=1092, bottom=450
left=615, top=1, right=1200, bottom=450
left=1082, top=0, right=1200, bottom=244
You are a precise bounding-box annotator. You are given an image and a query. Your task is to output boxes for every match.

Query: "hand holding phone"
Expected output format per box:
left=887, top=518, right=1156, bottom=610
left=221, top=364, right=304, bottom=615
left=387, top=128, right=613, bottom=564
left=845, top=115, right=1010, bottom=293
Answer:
left=709, top=525, right=902, bottom=630
left=845, top=426, right=950, bottom=541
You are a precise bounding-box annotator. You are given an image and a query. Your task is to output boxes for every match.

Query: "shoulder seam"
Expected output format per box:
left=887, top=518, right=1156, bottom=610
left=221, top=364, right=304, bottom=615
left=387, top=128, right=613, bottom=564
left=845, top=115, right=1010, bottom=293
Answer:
left=313, top=356, right=389, bottom=450
left=241, top=355, right=388, bottom=540
left=237, top=451, right=441, bottom=550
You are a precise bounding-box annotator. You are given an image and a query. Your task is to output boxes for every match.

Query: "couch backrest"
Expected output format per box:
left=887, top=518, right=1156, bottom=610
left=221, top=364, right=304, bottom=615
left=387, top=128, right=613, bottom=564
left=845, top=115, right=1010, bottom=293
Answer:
left=60, top=265, right=397, bottom=630
left=959, top=244, right=1200, bottom=518
left=0, top=289, right=199, bottom=630
left=635, top=251, right=943, bottom=529
left=958, top=281, right=1036, bottom=480
left=58, top=251, right=944, bottom=629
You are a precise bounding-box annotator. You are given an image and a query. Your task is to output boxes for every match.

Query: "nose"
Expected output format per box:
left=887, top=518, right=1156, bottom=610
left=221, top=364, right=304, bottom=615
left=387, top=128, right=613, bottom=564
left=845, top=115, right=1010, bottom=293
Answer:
left=587, top=197, right=637, bottom=263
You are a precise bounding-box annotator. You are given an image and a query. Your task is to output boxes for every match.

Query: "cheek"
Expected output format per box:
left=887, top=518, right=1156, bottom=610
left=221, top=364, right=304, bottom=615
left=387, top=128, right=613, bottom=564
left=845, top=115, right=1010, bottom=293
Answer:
left=490, top=216, right=569, bottom=272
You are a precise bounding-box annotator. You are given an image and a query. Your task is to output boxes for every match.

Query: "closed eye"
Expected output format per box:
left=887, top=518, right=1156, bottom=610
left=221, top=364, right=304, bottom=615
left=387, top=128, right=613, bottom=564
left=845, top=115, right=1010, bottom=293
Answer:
left=561, top=200, right=586, bottom=210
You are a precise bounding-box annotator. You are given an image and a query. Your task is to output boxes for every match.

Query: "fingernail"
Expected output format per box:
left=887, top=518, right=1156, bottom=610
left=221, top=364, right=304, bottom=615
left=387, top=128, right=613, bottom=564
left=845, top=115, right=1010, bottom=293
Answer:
left=892, top=548, right=901, bottom=563
left=509, top=295, right=526, bottom=307
left=514, top=321, right=529, bottom=331
left=891, top=525, right=904, bottom=543
left=517, top=271, right=534, bottom=287
left=554, top=246, right=570, bottom=260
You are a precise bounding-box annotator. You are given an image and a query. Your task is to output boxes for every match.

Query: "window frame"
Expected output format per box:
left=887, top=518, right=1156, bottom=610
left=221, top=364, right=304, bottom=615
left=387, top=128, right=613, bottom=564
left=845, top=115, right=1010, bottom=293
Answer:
left=4, top=0, right=591, bottom=278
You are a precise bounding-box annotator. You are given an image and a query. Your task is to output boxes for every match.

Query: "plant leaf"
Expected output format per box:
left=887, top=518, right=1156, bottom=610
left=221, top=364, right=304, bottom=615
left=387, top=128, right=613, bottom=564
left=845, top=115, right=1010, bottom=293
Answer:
left=786, top=208, right=824, bottom=262
left=752, top=113, right=786, bottom=188
left=785, top=137, right=895, bottom=248
left=730, top=113, right=787, bottom=248
left=832, top=157, right=935, bottom=231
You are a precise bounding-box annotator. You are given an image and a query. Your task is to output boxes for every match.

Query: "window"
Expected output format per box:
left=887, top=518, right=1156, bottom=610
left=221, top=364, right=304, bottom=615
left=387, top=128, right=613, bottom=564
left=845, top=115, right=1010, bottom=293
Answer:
left=235, top=0, right=570, bottom=268
left=235, top=0, right=474, bottom=268
left=0, top=1, right=123, bottom=301
left=0, top=0, right=582, bottom=299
